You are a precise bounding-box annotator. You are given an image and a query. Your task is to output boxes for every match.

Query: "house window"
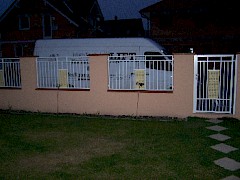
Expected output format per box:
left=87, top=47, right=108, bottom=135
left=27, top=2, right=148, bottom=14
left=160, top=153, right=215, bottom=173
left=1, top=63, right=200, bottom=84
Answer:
left=43, top=15, right=52, bottom=38
left=14, top=44, right=23, bottom=57
left=19, top=15, right=30, bottom=30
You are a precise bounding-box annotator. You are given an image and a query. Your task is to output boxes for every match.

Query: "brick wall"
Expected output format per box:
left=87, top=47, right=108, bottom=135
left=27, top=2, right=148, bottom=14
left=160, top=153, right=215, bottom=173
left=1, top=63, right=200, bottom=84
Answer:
left=0, top=0, right=88, bottom=57
left=149, top=11, right=240, bottom=54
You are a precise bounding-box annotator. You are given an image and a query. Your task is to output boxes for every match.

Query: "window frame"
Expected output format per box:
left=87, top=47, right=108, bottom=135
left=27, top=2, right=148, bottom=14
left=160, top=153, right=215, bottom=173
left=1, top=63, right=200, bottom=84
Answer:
left=19, top=15, right=30, bottom=30
left=14, top=44, right=23, bottom=57
left=42, top=14, right=53, bottom=39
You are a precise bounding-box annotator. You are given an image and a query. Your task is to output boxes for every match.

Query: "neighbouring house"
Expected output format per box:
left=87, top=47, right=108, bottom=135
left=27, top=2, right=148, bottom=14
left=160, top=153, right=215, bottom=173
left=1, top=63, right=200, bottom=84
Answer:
left=103, top=17, right=145, bottom=37
left=140, top=0, right=240, bottom=54
left=0, top=0, right=104, bottom=57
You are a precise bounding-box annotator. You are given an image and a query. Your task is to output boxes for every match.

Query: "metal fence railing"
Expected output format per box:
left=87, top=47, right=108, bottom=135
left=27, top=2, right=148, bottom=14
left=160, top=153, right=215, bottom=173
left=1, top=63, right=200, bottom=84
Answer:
left=36, top=56, right=90, bottom=89
left=193, top=55, right=237, bottom=114
left=0, top=58, right=21, bottom=88
left=108, top=55, right=173, bottom=91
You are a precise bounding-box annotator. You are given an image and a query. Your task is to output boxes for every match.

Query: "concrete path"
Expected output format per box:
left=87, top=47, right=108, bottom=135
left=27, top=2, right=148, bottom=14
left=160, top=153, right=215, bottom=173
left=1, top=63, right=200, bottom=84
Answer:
left=211, top=143, right=238, bottom=154
left=206, top=119, right=223, bottom=124
left=214, top=157, right=240, bottom=171
left=206, top=119, right=240, bottom=180
left=221, top=175, right=240, bottom=180
left=209, top=133, right=231, bottom=142
left=206, top=125, right=228, bottom=132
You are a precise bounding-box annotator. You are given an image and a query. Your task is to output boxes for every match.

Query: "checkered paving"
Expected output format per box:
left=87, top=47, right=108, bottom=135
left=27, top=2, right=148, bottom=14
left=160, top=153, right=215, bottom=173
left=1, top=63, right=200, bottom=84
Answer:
left=206, top=119, right=240, bottom=179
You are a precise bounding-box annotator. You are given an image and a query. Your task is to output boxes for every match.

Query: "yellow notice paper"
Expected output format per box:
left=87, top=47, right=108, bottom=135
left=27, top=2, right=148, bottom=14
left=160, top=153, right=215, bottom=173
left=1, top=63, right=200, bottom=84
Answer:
left=0, top=70, right=4, bottom=86
left=208, top=70, right=220, bottom=99
left=134, top=69, right=145, bottom=90
left=58, top=69, right=68, bottom=88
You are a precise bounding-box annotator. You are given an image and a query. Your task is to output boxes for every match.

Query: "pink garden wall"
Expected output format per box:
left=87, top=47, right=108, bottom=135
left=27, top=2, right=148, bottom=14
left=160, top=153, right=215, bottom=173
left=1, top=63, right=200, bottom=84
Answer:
left=0, top=54, right=239, bottom=119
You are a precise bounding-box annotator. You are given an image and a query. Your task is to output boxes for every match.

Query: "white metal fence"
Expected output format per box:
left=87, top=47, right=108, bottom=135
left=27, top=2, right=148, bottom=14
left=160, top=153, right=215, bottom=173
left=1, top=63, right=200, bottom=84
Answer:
left=36, top=57, right=90, bottom=89
left=108, top=55, right=173, bottom=91
left=0, top=58, right=21, bottom=88
left=193, top=55, right=237, bottom=114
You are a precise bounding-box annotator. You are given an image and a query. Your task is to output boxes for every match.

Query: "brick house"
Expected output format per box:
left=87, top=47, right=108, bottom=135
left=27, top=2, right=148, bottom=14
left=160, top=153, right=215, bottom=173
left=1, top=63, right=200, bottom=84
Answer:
left=103, top=17, right=145, bottom=37
left=0, top=0, right=104, bottom=57
left=140, top=0, right=240, bottom=54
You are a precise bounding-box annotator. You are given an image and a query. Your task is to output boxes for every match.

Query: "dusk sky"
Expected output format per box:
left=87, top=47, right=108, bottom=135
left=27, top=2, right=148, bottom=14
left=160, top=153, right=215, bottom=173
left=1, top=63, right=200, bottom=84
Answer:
left=98, top=0, right=159, bottom=20
left=0, top=0, right=15, bottom=17
left=98, top=0, right=160, bottom=29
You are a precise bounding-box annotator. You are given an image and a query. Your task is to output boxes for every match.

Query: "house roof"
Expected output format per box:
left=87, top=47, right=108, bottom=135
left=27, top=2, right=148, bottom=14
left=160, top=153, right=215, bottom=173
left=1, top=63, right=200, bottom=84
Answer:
left=0, top=0, right=103, bottom=27
left=139, top=0, right=201, bottom=18
left=103, top=18, right=144, bottom=37
left=44, top=0, right=79, bottom=27
left=140, top=0, right=239, bottom=15
left=47, top=0, right=102, bottom=18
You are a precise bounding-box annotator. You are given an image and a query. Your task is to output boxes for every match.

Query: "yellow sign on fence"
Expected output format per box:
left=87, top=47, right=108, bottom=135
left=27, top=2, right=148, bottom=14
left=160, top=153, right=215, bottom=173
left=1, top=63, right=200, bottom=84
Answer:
left=208, top=70, right=220, bottom=99
left=134, top=69, right=145, bottom=90
left=58, top=69, right=68, bottom=88
left=0, top=70, right=4, bottom=86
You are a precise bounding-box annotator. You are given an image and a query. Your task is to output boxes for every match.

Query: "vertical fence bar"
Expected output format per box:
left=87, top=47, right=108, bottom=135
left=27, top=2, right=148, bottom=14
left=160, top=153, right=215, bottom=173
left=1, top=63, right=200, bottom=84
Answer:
left=0, top=59, right=21, bottom=88
left=229, top=56, right=234, bottom=113
left=233, top=56, right=237, bottom=114
left=194, top=55, right=236, bottom=114
left=36, top=56, right=89, bottom=89
left=107, top=55, right=173, bottom=91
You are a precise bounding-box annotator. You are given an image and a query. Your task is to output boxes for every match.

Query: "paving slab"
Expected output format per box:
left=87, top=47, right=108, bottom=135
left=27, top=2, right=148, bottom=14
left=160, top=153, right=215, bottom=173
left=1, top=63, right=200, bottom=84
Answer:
left=211, top=143, right=238, bottom=154
left=206, top=119, right=223, bottom=124
left=209, top=133, right=231, bottom=142
left=221, top=175, right=240, bottom=180
left=214, top=157, right=240, bottom=171
left=206, top=125, right=228, bottom=132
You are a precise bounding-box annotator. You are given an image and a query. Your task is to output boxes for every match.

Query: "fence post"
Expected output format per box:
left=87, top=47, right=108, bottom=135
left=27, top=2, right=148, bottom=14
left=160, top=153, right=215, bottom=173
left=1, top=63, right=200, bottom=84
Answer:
left=234, top=54, right=240, bottom=118
left=0, top=57, right=38, bottom=111
left=88, top=54, right=109, bottom=114
left=20, top=57, right=37, bottom=90
left=89, top=54, right=109, bottom=92
left=173, top=53, right=195, bottom=115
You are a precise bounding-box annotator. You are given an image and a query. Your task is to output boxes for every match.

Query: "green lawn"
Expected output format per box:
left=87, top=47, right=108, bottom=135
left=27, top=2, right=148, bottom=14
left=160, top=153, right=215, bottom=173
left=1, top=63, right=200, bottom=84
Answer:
left=0, top=112, right=239, bottom=179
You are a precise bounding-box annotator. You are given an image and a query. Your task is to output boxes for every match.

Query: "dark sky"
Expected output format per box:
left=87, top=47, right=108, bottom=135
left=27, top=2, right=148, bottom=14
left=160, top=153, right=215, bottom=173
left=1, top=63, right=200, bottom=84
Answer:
left=98, top=0, right=160, bottom=29
left=98, top=0, right=159, bottom=20
left=0, top=0, right=15, bottom=17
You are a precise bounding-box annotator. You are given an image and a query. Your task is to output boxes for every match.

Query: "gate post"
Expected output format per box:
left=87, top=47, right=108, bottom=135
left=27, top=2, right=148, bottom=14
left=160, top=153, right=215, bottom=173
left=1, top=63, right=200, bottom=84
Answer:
left=234, top=54, right=240, bottom=118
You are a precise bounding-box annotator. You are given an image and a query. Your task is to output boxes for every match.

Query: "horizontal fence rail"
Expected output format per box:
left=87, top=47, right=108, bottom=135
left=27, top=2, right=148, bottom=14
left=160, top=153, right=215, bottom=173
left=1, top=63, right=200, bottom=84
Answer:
left=36, top=57, right=90, bottom=89
left=108, top=55, right=173, bottom=91
left=0, top=58, right=21, bottom=88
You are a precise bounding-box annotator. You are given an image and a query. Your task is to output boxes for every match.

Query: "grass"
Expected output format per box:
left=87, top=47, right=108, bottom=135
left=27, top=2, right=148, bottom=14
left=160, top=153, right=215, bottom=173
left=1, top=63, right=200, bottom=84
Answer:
left=0, top=112, right=239, bottom=179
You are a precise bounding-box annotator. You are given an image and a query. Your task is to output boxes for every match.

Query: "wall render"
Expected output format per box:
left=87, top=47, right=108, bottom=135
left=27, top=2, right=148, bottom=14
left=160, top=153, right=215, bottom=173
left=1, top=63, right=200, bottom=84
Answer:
left=0, top=55, right=239, bottom=119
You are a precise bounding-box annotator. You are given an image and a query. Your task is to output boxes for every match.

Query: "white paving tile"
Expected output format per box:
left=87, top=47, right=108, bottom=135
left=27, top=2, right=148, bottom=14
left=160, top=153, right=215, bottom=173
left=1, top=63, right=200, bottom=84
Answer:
left=211, top=143, right=238, bottom=154
left=214, top=157, right=240, bottom=171
left=206, top=119, right=223, bottom=124
left=209, top=133, right=231, bottom=142
left=221, top=175, right=240, bottom=180
left=206, top=125, right=227, bottom=132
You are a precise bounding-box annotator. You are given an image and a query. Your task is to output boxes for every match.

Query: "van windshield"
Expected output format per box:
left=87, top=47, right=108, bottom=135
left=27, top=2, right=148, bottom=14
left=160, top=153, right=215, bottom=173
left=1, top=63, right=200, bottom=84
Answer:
left=144, top=52, right=161, bottom=56
left=144, top=50, right=170, bottom=56
left=144, top=51, right=172, bottom=61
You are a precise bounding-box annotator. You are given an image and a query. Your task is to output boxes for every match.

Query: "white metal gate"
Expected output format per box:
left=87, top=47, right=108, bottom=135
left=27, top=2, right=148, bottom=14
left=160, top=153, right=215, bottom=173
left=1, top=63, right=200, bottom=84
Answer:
left=193, top=55, right=237, bottom=114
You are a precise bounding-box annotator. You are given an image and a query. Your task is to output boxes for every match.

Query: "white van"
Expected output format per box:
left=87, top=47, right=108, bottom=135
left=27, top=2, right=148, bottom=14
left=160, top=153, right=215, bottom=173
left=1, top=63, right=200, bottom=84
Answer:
left=35, top=38, right=173, bottom=90
left=33, top=37, right=169, bottom=57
